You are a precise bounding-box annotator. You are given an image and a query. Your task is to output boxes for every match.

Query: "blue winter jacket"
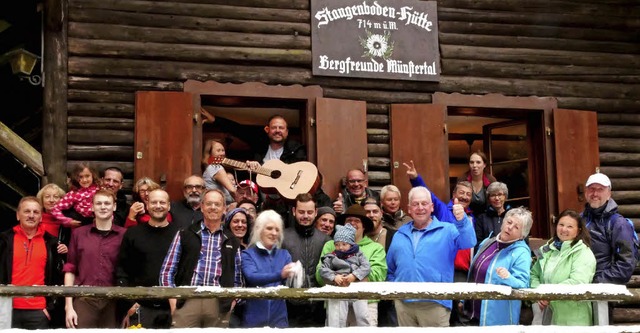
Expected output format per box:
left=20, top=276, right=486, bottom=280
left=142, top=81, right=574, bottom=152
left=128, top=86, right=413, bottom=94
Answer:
left=386, top=215, right=476, bottom=309
left=241, top=244, right=292, bottom=328
left=470, top=237, right=531, bottom=326
left=583, top=199, right=637, bottom=284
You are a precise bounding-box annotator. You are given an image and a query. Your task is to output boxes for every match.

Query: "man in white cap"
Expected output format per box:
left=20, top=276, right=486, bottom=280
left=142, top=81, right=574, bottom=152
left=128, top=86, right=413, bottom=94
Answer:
left=582, top=172, right=637, bottom=284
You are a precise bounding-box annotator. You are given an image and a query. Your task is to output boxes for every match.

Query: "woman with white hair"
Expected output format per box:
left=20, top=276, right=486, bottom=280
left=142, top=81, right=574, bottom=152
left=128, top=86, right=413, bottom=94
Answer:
left=380, top=185, right=412, bottom=230
left=463, top=207, right=533, bottom=326
left=241, top=210, right=295, bottom=328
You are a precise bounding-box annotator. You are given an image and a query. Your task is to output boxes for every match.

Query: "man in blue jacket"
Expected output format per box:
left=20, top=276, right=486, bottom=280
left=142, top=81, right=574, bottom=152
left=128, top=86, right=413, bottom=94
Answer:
left=582, top=172, right=637, bottom=284
left=386, top=186, right=476, bottom=327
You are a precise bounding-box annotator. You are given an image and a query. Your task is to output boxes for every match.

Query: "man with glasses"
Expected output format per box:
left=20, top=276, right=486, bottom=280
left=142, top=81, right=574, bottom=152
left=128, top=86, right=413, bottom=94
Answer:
left=333, top=169, right=380, bottom=214
left=170, top=175, right=205, bottom=229
left=386, top=186, right=475, bottom=327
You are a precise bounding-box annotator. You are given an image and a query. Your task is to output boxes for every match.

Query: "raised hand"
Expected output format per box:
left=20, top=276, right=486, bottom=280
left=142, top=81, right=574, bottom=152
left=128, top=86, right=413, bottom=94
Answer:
left=403, top=160, right=418, bottom=179
left=333, top=193, right=344, bottom=214
left=452, top=198, right=465, bottom=221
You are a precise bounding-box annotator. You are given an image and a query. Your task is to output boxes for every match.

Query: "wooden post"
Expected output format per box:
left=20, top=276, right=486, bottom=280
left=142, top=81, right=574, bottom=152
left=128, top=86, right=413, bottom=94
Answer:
left=594, top=301, right=610, bottom=325
left=0, top=297, right=10, bottom=328
left=42, top=0, right=68, bottom=186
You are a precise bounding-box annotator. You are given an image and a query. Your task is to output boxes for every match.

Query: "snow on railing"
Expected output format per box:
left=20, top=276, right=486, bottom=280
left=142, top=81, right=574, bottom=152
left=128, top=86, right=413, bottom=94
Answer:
left=2, top=283, right=640, bottom=331
left=0, top=282, right=636, bottom=302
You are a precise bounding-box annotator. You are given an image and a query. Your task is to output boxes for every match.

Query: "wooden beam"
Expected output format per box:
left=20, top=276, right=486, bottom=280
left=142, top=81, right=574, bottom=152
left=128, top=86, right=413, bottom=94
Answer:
left=0, top=200, right=17, bottom=212
left=0, top=283, right=635, bottom=302
left=0, top=122, right=44, bottom=176
left=42, top=0, right=68, bottom=186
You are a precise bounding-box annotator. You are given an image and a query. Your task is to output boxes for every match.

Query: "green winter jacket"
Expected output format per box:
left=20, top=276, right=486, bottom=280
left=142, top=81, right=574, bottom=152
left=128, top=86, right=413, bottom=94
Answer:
left=530, top=239, right=596, bottom=326
left=315, top=236, right=387, bottom=303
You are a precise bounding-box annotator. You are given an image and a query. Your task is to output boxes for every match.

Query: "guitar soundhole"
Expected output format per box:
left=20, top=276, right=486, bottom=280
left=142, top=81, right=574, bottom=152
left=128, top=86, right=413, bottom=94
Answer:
left=270, top=170, right=282, bottom=179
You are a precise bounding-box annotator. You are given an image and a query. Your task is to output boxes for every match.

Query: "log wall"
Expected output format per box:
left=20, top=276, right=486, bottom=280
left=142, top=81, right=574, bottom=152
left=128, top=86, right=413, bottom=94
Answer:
left=65, top=0, right=639, bottom=214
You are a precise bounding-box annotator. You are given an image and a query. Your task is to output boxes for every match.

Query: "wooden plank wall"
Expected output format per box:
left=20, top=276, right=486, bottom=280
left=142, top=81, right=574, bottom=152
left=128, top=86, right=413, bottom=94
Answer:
left=65, top=0, right=640, bottom=221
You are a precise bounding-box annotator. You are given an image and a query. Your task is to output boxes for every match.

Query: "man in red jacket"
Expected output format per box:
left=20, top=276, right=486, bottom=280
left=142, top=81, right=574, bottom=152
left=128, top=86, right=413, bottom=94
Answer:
left=0, top=196, right=63, bottom=329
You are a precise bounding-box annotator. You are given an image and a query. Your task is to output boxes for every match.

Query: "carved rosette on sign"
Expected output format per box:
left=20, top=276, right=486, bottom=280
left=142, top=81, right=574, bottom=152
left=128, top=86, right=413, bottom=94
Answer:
left=311, top=0, right=440, bottom=82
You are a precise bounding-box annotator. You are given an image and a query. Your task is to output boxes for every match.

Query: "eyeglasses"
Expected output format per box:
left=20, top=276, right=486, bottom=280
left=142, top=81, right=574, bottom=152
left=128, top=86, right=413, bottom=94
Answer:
left=489, top=193, right=505, bottom=198
left=347, top=179, right=366, bottom=185
left=184, top=184, right=205, bottom=190
left=410, top=201, right=432, bottom=208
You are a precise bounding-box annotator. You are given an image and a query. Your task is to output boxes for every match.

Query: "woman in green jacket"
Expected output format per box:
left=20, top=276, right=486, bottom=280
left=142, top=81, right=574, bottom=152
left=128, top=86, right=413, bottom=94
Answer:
left=531, top=209, right=597, bottom=326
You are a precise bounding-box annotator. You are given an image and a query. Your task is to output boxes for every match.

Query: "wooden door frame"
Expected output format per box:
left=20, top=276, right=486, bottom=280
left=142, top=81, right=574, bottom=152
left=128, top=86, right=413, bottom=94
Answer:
left=433, top=93, right=558, bottom=238
left=184, top=81, right=323, bottom=169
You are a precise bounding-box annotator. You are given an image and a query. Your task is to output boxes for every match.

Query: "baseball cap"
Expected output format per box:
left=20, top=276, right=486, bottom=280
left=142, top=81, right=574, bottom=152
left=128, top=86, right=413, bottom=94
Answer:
left=238, top=179, right=259, bottom=193
left=586, top=173, right=611, bottom=189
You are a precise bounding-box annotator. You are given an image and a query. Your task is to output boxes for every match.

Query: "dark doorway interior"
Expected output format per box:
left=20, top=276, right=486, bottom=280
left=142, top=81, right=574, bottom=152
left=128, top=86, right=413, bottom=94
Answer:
left=448, top=107, right=548, bottom=239
left=200, top=95, right=306, bottom=182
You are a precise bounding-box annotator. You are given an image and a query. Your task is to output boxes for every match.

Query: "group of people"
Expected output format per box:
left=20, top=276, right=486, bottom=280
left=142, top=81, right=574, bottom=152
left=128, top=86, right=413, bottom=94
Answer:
left=1, top=115, right=637, bottom=329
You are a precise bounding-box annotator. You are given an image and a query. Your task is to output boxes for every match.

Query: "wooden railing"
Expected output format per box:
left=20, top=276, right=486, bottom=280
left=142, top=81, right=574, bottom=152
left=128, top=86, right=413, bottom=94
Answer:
left=3, top=282, right=640, bottom=328
left=0, top=282, right=636, bottom=302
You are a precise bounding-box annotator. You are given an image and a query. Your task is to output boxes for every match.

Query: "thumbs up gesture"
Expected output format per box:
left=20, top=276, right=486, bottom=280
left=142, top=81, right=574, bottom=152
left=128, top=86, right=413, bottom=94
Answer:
left=333, top=193, right=344, bottom=214
left=452, top=198, right=465, bottom=222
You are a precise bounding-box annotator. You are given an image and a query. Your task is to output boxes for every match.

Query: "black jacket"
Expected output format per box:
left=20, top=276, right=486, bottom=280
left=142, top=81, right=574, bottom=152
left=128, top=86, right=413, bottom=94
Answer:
left=170, top=200, right=204, bottom=230
left=583, top=199, right=637, bottom=284
left=0, top=227, right=63, bottom=311
left=255, top=139, right=307, bottom=165
left=281, top=224, right=330, bottom=288
left=113, top=191, right=130, bottom=227
left=474, top=205, right=510, bottom=249
left=174, top=221, right=242, bottom=311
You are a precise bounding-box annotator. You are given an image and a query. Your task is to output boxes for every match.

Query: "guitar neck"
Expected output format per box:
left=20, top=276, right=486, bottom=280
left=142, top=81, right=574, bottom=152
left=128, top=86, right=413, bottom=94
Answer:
left=218, top=158, right=272, bottom=176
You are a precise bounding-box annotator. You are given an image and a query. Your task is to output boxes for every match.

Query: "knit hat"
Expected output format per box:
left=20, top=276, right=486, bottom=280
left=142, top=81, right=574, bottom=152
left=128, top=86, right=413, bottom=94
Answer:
left=225, top=207, right=251, bottom=225
left=315, top=206, right=336, bottom=221
left=333, top=224, right=356, bottom=245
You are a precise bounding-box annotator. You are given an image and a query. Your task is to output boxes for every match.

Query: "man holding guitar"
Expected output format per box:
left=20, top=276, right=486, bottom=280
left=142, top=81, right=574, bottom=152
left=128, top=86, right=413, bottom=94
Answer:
left=244, top=115, right=317, bottom=225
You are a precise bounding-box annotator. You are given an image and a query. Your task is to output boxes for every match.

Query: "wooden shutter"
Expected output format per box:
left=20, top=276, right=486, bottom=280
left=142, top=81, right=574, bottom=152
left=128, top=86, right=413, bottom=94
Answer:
left=135, top=91, right=197, bottom=201
left=553, top=108, right=599, bottom=213
left=316, top=98, right=367, bottom=200
left=390, top=104, right=449, bottom=208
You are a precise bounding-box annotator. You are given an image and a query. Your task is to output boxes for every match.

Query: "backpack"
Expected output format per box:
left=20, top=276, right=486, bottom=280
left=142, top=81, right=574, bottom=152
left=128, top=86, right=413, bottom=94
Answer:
left=607, top=213, right=640, bottom=262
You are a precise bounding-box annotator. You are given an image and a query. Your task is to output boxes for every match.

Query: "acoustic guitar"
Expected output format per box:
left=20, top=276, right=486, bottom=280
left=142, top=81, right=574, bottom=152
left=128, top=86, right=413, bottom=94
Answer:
left=210, top=157, right=320, bottom=201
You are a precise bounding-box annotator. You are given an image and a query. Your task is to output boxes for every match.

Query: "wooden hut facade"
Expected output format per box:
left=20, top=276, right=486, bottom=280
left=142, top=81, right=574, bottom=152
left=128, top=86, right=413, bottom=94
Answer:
left=36, top=0, right=639, bottom=322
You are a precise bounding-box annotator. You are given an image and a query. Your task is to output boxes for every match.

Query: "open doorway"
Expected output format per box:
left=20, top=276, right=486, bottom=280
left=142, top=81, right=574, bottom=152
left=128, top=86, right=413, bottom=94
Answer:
left=448, top=115, right=530, bottom=212
left=445, top=105, right=549, bottom=240
left=200, top=95, right=306, bottom=181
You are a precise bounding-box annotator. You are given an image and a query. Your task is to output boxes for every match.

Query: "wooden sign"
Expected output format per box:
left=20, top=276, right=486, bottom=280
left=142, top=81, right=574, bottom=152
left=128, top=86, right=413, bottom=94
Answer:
left=311, top=0, right=440, bottom=82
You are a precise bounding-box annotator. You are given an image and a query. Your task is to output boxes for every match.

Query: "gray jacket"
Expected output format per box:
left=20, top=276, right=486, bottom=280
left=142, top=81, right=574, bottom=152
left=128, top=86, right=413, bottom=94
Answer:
left=319, top=251, right=371, bottom=284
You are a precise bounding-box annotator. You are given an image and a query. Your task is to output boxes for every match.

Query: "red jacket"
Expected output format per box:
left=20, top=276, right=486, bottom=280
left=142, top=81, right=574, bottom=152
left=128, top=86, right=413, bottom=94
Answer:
left=0, top=225, right=62, bottom=310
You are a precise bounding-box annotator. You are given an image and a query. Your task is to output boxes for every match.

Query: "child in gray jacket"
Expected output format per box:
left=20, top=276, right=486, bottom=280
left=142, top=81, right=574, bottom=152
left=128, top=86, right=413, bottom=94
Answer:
left=319, top=224, right=371, bottom=327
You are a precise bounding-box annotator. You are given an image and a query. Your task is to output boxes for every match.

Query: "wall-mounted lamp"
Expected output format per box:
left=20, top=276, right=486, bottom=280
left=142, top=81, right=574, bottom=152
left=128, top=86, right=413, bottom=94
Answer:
left=4, top=48, right=41, bottom=86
